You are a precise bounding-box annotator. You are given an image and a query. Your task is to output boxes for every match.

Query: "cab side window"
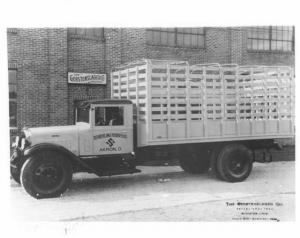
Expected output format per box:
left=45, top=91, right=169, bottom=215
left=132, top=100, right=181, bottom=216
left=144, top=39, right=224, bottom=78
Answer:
left=95, top=106, right=124, bottom=126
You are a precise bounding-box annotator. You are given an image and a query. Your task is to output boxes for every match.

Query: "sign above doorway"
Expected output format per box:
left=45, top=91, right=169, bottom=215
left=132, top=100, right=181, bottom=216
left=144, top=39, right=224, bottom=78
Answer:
left=68, top=72, right=106, bottom=85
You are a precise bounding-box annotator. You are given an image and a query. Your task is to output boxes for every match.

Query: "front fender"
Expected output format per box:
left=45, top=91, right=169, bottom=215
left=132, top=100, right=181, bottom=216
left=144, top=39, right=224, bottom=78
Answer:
left=11, top=143, right=78, bottom=170
left=23, top=143, right=104, bottom=176
left=23, top=143, right=77, bottom=159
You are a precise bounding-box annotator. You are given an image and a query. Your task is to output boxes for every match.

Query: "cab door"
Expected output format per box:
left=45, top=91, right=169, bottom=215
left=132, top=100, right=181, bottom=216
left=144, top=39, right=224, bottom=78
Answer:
left=91, top=103, right=133, bottom=156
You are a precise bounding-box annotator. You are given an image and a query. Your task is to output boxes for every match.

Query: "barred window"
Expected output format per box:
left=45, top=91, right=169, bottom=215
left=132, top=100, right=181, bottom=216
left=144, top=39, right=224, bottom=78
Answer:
left=68, top=28, right=105, bottom=40
left=177, top=28, right=205, bottom=48
left=147, top=28, right=176, bottom=46
left=147, top=28, right=205, bottom=48
left=247, top=26, right=294, bottom=52
left=271, top=26, right=294, bottom=51
left=9, top=70, right=17, bottom=128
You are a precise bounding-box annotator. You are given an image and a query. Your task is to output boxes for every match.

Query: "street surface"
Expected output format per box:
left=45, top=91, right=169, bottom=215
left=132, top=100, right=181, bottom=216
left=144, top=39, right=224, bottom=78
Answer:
left=11, top=161, right=295, bottom=221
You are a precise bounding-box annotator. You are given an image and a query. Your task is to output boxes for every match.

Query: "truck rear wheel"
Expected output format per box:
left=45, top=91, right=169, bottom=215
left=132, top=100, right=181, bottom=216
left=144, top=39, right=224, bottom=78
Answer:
left=20, top=151, right=72, bottom=199
left=179, top=147, right=210, bottom=174
left=216, top=144, right=253, bottom=182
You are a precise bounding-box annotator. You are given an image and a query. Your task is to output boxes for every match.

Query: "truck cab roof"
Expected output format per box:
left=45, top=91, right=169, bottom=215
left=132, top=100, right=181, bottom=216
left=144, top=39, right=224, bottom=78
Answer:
left=76, top=99, right=132, bottom=109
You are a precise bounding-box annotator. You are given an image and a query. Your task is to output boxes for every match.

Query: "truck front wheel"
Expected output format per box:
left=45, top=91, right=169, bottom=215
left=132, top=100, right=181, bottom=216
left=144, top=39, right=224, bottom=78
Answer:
left=20, top=151, right=72, bottom=199
left=178, top=147, right=210, bottom=174
left=216, top=144, right=253, bottom=182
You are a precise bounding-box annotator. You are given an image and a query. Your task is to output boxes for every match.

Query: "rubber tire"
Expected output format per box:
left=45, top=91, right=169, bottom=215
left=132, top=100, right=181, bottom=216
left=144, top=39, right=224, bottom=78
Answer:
left=10, top=166, right=21, bottom=184
left=20, top=151, right=72, bottom=199
left=179, top=147, right=210, bottom=174
left=209, top=146, right=224, bottom=181
left=216, top=144, right=253, bottom=182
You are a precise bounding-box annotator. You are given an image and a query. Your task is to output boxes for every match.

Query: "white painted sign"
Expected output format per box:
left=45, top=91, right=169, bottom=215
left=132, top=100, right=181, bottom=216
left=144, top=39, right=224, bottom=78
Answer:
left=93, top=132, right=132, bottom=155
left=68, top=72, right=106, bottom=85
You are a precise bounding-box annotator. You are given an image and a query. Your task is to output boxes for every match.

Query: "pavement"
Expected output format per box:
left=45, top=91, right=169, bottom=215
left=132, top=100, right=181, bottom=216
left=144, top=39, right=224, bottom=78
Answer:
left=10, top=161, right=295, bottom=221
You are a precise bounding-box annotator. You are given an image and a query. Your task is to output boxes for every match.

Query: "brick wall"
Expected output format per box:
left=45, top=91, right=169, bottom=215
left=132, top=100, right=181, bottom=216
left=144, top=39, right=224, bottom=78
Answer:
left=7, top=28, right=69, bottom=134
left=120, top=28, right=147, bottom=64
left=104, top=28, right=122, bottom=98
left=48, top=29, right=68, bottom=126
left=230, top=28, right=244, bottom=64
left=13, top=29, right=53, bottom=129
left=7, top=29, right=20, bottom=68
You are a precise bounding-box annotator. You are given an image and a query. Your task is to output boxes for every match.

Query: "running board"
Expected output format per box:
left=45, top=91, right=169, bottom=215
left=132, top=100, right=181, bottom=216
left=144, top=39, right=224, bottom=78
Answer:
left=97, top=168, right=141, bottom=177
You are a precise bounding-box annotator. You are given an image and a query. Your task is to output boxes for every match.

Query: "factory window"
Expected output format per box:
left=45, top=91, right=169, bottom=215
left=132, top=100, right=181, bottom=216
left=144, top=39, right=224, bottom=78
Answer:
left=247, top=26, right=294, bottom=52
left=147, top=28, right=176, bottom=46
left=147, top=28, right=205, bottom=48
left=177, top=28, right=205, bottom=48
left=68, top=28, right=105, bottom=41
left=9, top=69, right=17, bottom=128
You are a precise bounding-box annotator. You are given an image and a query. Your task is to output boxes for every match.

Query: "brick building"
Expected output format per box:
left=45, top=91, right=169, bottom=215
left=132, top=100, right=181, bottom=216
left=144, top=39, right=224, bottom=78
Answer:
left=7, top=27, right=295, bottom=139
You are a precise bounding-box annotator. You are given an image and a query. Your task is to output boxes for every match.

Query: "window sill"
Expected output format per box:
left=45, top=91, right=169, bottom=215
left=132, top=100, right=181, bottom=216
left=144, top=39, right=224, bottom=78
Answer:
left=7, top=28, right=18, bottom=34
left=68, top=34, right=105, bottom=42
left=147, top=43, right=205, bottom=50
left=247, top=49, right=294, bottom=54
left=8, top=63, right=18, bottom=69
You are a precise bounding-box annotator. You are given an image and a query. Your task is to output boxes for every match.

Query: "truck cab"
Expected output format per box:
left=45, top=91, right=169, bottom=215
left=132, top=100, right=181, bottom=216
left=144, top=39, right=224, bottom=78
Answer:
left=75, top=99, right=134, bottom=157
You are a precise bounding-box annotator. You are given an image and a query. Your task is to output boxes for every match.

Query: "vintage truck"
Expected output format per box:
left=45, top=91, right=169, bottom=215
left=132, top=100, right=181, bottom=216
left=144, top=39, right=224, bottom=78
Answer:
left=10, top=59, right=294, bottom=199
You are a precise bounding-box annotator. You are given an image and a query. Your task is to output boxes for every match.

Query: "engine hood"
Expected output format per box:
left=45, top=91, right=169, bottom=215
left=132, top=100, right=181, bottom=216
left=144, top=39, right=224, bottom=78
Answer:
left=23, top=123, right=90, bottom=155
left=26, top=124, right=85, bottom=137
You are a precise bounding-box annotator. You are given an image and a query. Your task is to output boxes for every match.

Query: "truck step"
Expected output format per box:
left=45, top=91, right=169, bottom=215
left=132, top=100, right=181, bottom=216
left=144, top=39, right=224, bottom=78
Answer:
left=99, top=168, right=141, bottom=177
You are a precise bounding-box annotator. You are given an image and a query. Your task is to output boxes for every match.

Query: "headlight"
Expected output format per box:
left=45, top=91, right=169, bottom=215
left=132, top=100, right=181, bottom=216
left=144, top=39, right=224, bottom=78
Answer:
left=21, top=138, right=26, bottom=150
left=23, top=130, right=31, bottom=144
left=27, top=136, right=31, bottom=145
left=12, top=136, right=20, bottom=148
left=20, top=138, right=31, bottom=150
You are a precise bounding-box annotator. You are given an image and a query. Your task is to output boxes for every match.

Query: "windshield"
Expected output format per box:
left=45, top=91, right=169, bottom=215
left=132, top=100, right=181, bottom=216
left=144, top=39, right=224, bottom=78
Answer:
left=76, top=107, right=89, bottom=123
